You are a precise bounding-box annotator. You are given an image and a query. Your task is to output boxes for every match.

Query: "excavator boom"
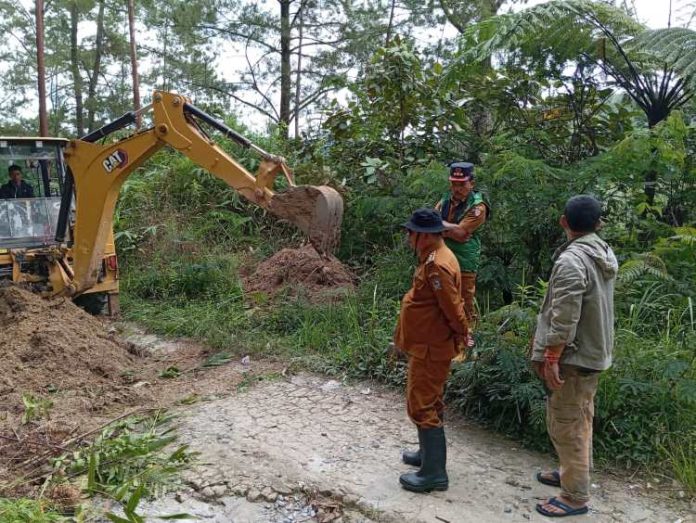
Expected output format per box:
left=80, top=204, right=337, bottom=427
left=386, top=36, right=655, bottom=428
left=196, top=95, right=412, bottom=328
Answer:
left=60, top=91, right=343, bottom=295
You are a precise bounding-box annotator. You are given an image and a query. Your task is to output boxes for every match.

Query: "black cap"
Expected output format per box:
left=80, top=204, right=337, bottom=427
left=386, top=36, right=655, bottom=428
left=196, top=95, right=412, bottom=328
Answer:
left=449, top=161, right=474, bottom=181
left=402, top=208, right=446, bottom=233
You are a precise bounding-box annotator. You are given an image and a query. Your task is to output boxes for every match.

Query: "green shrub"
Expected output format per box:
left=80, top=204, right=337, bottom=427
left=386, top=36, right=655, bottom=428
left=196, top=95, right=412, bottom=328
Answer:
left=0, top=499, right=66, bottom=522
left=445, top=303, right=696, bottom=471
left=123, top=256, right=243, bottom=301
left=447, top=306, right=547, bottom=449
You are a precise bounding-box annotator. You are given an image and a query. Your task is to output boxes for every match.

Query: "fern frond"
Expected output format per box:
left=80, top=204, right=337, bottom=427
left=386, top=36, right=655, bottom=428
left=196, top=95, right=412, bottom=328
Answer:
left=627, top=28, right=696, bottom=80
left=457, top=0, right=642, bottom=65
left=671, top=227, right=696, bottom=245
left=618, top=253, right=671, bottom=284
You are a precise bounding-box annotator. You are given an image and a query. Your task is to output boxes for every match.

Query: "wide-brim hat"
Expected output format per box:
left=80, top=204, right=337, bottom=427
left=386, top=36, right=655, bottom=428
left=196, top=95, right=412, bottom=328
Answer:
left=449, top=161, right=474, bottom=182
left=402, top=208, right=446, bottom=233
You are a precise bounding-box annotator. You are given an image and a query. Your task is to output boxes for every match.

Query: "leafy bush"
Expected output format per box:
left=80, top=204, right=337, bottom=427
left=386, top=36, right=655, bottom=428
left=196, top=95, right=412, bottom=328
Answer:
left=447, top=304, right=547, bottom=448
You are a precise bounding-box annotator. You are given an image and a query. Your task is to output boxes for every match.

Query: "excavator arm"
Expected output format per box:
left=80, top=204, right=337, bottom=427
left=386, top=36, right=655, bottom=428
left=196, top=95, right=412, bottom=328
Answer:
left=60, top=91, right=342, bottom=295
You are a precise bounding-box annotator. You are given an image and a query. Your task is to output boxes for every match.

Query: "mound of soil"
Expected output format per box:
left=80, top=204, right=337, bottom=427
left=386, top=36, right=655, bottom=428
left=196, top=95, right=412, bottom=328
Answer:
left=0, top=283, right=140, bottom=416
left=0, top=283, right=285, bottom=493
left=243, top=245, right=355, bottom=303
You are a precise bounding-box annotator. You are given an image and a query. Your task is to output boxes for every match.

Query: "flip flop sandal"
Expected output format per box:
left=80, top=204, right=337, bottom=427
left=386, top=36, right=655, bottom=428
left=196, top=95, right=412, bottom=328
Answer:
left=536, top=497, right=589, bottom=518
left=536, top=470, right=561, bottom=487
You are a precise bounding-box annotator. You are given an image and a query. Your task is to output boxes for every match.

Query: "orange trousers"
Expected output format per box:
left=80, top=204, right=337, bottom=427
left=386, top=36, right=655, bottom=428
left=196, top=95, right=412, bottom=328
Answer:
left=460, top=271, right=477, bottom=326
left=406, top=356, right=452, bottom=428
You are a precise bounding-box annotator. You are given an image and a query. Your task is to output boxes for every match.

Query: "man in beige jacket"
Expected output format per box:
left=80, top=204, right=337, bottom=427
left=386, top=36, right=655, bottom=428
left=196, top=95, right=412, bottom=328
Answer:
left=531, top=195, right=618, bottom=518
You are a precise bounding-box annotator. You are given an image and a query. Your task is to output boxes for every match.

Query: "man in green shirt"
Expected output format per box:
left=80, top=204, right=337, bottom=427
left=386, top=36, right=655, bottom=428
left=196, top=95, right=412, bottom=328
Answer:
left=435, top=162, right=489, bottom=355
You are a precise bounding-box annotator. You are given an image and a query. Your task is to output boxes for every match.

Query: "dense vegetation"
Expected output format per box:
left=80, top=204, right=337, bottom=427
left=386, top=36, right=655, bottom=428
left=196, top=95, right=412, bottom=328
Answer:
left=116, top=15, right=696, bottom=492
left=1, top=0, right=694, bottom=501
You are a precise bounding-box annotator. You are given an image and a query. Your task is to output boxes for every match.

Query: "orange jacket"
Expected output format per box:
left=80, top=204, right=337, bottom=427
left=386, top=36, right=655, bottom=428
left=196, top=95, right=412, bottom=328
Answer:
left=394, top=242, right=469, bottom=361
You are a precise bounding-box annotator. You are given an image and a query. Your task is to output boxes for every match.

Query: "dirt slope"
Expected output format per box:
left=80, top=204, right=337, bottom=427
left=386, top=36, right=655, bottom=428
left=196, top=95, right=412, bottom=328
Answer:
left=0, top=285, right=281, bottom=493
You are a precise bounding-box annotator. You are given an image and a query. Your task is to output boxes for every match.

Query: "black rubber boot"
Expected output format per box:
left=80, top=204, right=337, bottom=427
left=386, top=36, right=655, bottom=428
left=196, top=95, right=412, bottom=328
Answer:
left=402, top=428, right=423, bottom=467
left=399, top=426, right=448, bottom=492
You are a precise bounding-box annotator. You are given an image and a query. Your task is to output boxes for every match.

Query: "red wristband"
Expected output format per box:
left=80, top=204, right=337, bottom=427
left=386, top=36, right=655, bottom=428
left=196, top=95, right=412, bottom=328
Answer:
left=544, top=351, right=560, bottom=363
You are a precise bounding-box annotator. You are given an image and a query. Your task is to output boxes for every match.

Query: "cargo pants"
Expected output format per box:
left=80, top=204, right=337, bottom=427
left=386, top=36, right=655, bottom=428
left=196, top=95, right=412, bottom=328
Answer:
left=547, top=365, right=600, bottom=504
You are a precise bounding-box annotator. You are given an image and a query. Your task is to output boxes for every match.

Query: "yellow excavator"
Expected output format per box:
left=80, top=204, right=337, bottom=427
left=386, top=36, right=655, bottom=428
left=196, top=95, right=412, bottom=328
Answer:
left=0, top=90, right=343, bottom=314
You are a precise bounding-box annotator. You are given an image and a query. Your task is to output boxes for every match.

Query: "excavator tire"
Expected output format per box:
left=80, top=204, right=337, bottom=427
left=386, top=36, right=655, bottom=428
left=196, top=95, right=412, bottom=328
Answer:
left=73, top=292, right=108, bottom=316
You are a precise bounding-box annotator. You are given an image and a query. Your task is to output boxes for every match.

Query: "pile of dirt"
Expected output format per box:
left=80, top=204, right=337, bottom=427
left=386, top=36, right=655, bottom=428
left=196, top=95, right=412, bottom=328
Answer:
left=243, top=245, right=355, bottom=303
left=0, top=283, right=140, bottom=418
left=0, top=283, right=285, bottom=492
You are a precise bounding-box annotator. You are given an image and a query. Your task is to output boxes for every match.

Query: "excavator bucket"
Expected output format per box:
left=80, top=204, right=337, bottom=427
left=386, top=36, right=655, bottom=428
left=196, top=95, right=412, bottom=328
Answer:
left=268, top=185, right=344, bottom=255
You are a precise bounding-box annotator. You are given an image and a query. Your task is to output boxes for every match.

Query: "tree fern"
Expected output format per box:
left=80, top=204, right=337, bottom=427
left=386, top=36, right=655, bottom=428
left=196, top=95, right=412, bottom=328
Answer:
left=453, top=0, right=695, bottom=127
left=457, top=0, right=643, bottom=64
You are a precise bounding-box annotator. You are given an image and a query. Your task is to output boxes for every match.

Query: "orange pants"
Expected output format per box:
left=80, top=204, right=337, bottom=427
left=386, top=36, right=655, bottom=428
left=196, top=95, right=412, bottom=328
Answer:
left=406, top=356, right=452, bottom=428
left=460, top=272, right=477, bottom=326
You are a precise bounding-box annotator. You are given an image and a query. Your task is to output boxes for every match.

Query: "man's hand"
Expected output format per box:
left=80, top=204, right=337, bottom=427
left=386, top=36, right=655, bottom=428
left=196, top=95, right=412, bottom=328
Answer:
left=543, top=359, right=565, bottom=390
left=542, top=344, right=566, bottom=390
left=387, top=342, right=407, bottom=362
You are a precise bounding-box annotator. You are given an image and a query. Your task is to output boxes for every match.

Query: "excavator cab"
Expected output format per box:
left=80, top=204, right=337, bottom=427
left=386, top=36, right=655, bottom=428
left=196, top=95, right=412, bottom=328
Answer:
left=0, top=138, right=65, bottom=248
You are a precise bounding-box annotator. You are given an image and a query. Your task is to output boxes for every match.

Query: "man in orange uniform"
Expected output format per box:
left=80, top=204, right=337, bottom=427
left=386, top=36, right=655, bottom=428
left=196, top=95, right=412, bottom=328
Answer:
left=394, top=208, right=469, bottom=492
left=435, top=162, right=489, bottom=353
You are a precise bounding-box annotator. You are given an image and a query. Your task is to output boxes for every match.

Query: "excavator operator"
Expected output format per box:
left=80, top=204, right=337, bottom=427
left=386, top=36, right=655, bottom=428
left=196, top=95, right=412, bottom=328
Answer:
left=0, top=165, right=34, bottom=199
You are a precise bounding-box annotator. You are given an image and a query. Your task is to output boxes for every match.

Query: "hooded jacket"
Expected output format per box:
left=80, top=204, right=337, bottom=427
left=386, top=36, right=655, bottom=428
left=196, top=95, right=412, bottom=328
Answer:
left=532, top=232, right=618, bottom=371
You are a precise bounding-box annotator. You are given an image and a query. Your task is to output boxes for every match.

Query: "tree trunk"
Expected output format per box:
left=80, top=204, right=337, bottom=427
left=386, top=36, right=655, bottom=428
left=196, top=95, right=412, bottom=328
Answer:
left=294, top=5, right=303, bottom=139
left=438, top=0, right=466, bottom=33
left=35, top=0, right=48, bottom=136
left=127, top=0, right=141, bottom=128
left=70, top=1, right=84, bottom=137
left=643, top=115, right=662, bottom=207
left=87, top=0, right=105, bottom=133
left=279, top=0, right=291, bottom=138
left=385, top=0, right=396, bottom=46
left=161, top=21, right=168, bottom=90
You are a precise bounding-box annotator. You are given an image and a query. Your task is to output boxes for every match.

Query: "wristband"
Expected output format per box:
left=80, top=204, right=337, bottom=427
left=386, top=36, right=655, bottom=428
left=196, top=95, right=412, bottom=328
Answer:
left=543, top=351, right=560, bottom=363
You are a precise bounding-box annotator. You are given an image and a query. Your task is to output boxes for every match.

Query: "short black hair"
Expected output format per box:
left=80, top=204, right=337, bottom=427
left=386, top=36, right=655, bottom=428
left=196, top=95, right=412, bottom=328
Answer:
left=8, top=164, right=22, bottom=174
left=564, top=195, right=601, bottom=233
